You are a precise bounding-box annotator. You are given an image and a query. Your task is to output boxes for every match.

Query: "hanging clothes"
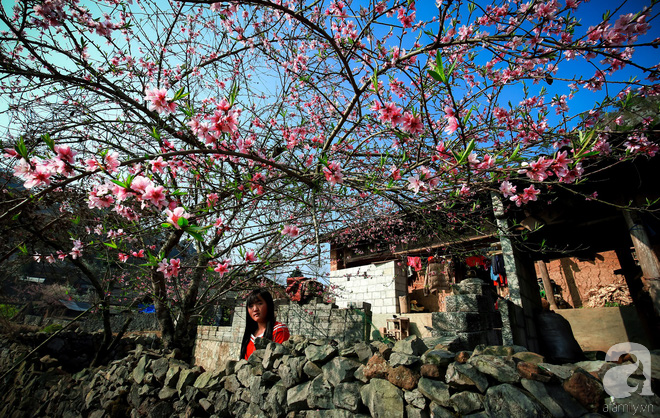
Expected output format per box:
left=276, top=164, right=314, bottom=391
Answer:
left=424, top=256, right=452, bottom=294
left=466, top=255, right=488, bottom=269
left=491, top=254, right=506, bottom=275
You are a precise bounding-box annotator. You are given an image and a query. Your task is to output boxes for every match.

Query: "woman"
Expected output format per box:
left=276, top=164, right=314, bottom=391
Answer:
left=240, top=288, right=290, bottom=360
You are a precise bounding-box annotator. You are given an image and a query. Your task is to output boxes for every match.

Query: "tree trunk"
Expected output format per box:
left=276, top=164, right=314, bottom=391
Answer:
left=623, top=210, right=660, bottom=316
left=536, top=260, right=558, bottom=310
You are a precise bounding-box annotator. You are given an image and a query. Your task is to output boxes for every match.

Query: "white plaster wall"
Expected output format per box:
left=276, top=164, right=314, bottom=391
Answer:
left=330, top=260, right=407, bottom=315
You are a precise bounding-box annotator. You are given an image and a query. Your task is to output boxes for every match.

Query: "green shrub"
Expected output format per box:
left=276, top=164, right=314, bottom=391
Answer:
left=41, top=323, right=64, bottom=333
left=0, top=304, right=20, bottom=319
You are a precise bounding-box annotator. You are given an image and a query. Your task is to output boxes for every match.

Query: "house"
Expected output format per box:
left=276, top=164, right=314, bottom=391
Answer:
left=325, top=154, right=660, bottom=353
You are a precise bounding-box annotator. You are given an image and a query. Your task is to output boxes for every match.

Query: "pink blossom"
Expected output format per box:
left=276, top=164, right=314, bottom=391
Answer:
left=245, top=250, right=257, bottom=263
left=157, top=258, right=181, bottom=278
left=164, top=207, right=190, bottom=229
left=118, top=253, right=129, bottom=262
left=282, top=225, right=300, bottom=238
left=144, top=87, right=177, bottom=114
left=444, top=116, right=459, bottom=134
left=390, top=166, right=402, bottom=180
left=214, top=261, right=230, bottom=277
left=323, top=162, right=344, bottom=186
left=150, top=157, right=167, bottom=173
left=142, top=184, right=167, bottom=208
left=378, top=102, right=403, bottom=125
left=54, top=145, right=77, bottom=164
left=23, top=163, right=52, bottom=189
left=499, top=181, right=517, bottom=198
left=407, top=175, right=426, bottom=194
left=521, top=185, right=540, bottom=203
left=401, top=112, right=424, bottom=135
left=104, top=151, right=120, bottom=173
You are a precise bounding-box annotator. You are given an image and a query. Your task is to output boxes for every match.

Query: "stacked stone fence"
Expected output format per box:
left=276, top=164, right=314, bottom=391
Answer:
left=3, top=331, right=659, bottom=417
left=194, top=299, right=371, bottom=371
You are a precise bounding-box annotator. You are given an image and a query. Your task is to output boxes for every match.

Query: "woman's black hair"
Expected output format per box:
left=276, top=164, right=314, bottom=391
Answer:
left=239, top=288, right=276, bottom=359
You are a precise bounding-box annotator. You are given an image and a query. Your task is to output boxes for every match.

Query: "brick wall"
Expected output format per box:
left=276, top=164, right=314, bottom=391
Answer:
left=193, top=300, right=370, bottom=371
left=329, top=260, right=407, bottom=315
left=535, top=250, right=628, bottom=308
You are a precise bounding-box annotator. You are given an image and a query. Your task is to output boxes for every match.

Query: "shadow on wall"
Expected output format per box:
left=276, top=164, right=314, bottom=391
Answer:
left=560, top=258, right=583, bottom=308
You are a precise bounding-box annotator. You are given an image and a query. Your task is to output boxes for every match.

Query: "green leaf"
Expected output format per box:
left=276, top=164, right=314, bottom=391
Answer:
left=41, top=133, right=54, bottom=151
left=162, top=223, right=172, bottom=228
left=149, top=127, right=161, bottom=140
left=111, top=179, right=126, bottom=188
left=15, top=136, right=28, bottom=160
left=510, top=144, right=520, bottom=161
left=458, top=138, right=476, bottom=164
left=18, top=244, right=27, bottom=254
left=173, top=86, right=189, bottom=101
left=187, top=229, right=204, bottom=242
left=104, top=241, right=118, bottom=249
left=177, top=217, right=189, bottom=228
left=428, top=70, right=444, bottom=83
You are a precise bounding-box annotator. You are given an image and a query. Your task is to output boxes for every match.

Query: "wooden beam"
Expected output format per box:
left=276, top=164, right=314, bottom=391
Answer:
left=623, top=210, right=660, bottom=316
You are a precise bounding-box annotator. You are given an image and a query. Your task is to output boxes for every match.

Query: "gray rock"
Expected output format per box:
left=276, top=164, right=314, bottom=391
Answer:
left=417, top=377, right=452, bottom=408
left=287, top=381, right=312, bottom=411
left=264, top=382, right=287, bottom=417
left=421, top=349, right=455, bottom=367
left=484, top=384, right=552, bottom=418
left=445, top=362, right=489, bottom=393
left=322, top=356, right=361, bottom=387
left=573, top=360, right=607, bottom=373
left=360, top=378, right=404, bottom=418
left=521, top=379, right=587, bottom=418
left=354, top=341, right=374, bottom=363
left=245, top=401, right=264, bottom=417
left=405, top=405, right=430, bottom=418
left=237, top=364, right=253, bottom=387
left=354, top=365, right=368, bottom=383
left=224, top=374, right=241, bottom=393
left=404, top=389, right=427, bottom=409
left=305, top=410, right=357, bottom=418
left=149, top=357, right=169, bottom=382
left=388, top=352, right=421, bottom=367
left=309, top=374, right=334, bottom=409
left=280, top=356, right=306, bottom=388
left=157, top=386, right=177, bottom=400
left=333, top=382, right=362, bottom=412
left=450, top=391, right=484, bottom=415
left=249, top=374, right=266, bottom=405
left=468, top=355, right=520, bottom=383
left=147, top=400, right=174, bottom=418
left=176, top=367, right=201, bottom=395
left=538, top=363, right=576, bottom=380
left=163, top=364, right=180, bottom=388
left=230, top=400, right=248, bottom=417
left=393, top=336, right=428, bottom=356
left=444, top=294, right=489, bottom=313
left=429, top=403, right=455, bottom=418
left=193, top=371, right=214, bottom=390
left=305, top=344, right=338, bottom=363
left=214, top=389, right=229, bottom=414
left=133, top=355, right=149, bottom=384
left=303, top=360, right=323, bottom=378
left=262, top=342, right=288, bottom=370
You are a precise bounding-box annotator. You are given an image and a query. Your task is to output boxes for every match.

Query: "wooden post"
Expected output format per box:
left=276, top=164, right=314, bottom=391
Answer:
left=536, top=260, right=558, bottom=310
left=623, top=211, right=660, bottom=316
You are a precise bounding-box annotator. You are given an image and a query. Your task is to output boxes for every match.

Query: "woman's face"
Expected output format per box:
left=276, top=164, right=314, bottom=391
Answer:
left=248, top=295, right=268, bottom=324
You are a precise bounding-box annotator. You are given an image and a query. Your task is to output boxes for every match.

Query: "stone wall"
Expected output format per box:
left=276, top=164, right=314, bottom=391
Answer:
left=5, top=333, right=659, bottom=417
left=329, top=260, right=407, bottom=315
left=194, top=299, right=370, bottom=371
